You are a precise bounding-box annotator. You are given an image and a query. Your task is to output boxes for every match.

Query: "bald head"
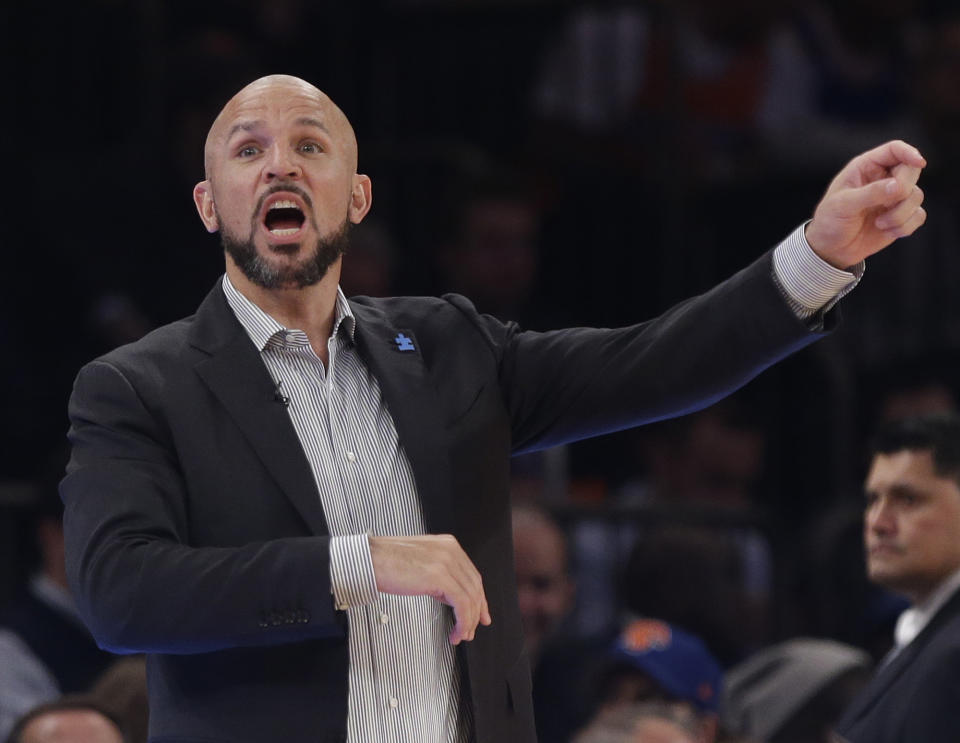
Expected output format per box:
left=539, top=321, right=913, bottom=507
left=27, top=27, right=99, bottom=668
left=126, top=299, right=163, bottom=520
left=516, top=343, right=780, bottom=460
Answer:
left=203, top=74, right=358, bottom=180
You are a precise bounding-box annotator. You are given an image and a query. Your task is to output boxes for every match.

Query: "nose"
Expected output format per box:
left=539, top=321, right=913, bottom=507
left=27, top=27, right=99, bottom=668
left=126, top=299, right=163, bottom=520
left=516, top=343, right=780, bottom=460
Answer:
left=264, top=144, right=302, bottom=181
left=866, top=497, right=896, bottom=536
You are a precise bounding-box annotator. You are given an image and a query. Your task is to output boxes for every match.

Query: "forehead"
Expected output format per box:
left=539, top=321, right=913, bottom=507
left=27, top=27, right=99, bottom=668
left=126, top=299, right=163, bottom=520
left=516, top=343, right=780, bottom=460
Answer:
left=866, top=449, right=956, bottom=493
left=220, top=84, right=334, bottom=137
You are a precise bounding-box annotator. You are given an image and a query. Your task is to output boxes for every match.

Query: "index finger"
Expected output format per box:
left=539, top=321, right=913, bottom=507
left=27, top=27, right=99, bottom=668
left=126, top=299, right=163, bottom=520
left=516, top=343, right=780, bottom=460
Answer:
left=859, top=140, right=926, bottom=171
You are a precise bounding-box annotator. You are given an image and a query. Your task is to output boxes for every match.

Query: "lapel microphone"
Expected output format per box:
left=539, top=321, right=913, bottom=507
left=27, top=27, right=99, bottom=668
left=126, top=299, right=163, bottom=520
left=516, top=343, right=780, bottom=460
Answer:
left=273, top=380, right=291, bottom=408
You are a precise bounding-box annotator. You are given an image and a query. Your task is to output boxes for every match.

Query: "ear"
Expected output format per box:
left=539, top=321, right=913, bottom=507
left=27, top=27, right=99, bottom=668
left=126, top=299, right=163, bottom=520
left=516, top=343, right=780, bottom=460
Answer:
left=348, top=174, right=373, bottom=224
left=193, top=180, right=220, bottom=233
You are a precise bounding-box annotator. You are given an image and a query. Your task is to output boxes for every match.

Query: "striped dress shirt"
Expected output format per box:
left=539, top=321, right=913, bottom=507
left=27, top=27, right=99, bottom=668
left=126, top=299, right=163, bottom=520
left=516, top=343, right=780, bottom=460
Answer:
left=223, top=276, right=468, bottom=743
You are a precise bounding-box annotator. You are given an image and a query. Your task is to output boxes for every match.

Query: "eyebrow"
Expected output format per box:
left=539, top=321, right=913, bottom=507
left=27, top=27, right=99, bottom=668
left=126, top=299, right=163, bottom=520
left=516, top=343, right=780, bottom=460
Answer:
left=294, top=117, right=329, bottom=133
left=225, top=117, right=330, bottom=141
left=226, top=120, right=263, bottom=141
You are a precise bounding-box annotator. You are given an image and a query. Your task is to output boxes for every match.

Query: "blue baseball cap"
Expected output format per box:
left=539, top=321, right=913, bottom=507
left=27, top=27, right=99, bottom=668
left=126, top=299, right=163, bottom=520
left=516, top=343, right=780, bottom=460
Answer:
left=608, top=618, right=723, bottom=713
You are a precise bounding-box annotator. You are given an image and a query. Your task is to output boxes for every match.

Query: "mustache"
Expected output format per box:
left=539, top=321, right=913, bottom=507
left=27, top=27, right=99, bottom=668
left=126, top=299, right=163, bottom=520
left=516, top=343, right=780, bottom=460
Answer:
left=253, top=182, right=315, bottom=216
left=868, top=541, right=905, bottom=554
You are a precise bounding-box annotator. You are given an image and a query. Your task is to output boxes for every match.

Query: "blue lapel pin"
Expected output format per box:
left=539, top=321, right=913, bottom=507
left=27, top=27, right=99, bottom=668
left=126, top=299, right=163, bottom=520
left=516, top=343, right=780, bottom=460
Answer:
left=394, top=332, right=415, bottom=352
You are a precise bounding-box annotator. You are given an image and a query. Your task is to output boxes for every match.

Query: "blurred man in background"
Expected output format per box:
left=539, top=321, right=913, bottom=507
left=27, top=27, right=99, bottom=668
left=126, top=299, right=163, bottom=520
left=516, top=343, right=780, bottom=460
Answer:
left=836, top=414, right=960, bottom=741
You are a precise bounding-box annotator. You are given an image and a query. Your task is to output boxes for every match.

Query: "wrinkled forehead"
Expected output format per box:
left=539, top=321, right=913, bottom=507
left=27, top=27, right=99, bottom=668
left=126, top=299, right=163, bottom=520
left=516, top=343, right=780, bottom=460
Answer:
left=204, top=76, right=356, bottom=176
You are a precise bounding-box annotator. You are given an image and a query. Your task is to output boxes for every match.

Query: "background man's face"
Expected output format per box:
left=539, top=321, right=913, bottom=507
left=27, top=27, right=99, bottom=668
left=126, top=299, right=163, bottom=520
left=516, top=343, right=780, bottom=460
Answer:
left=864, top=449, right=960, bottom=601
left=512, top=515, right=573, bottom=659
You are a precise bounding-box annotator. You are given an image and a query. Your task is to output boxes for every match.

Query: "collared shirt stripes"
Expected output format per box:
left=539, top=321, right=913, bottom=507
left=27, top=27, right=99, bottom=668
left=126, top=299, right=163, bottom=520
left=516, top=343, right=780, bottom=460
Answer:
left=223, top=276, right=467, bottom=743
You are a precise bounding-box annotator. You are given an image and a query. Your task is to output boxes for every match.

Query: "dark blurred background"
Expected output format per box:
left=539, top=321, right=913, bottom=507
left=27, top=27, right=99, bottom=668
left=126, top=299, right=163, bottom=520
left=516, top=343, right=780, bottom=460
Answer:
left=4, top=0, right=960, bottom=665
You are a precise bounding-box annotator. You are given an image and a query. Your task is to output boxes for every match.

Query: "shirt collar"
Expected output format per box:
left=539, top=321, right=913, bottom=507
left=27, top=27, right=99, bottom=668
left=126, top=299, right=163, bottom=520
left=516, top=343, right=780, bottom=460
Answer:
left=221, top=274, right=356, bottom=351
left=894, top=564, right=960, bottom=649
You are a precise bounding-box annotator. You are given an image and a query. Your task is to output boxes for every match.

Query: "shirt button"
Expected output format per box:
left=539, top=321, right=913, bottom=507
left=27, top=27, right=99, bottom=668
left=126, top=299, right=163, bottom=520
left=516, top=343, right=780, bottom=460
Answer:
left=380, top=612, right=390, bottom=625
left=389, top=696, right=399, bottom=709
left=346, top=451, right=357, bottom=463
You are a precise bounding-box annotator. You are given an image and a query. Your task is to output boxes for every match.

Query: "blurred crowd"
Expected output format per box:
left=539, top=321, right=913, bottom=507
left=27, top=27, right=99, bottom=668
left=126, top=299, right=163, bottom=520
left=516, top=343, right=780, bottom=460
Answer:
left=5, top=0, right=960, bottom=741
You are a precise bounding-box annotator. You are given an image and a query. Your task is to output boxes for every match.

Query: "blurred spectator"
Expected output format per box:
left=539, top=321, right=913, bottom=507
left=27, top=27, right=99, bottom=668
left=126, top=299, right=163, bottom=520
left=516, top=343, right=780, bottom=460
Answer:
left=722, top=638, right=872, bottom=743
left=584, top=619, right=722, bottom=743
left=835, top=414, right=960, bottom=741
left=511, top=502, right=586, bottom=742
left=5, top=696, right=124, bottom=743
left=794, top=359, right=960, bottom=652
left=0, top=456, right=117, bottom=740
left=512, top=502, right=576, bottom=662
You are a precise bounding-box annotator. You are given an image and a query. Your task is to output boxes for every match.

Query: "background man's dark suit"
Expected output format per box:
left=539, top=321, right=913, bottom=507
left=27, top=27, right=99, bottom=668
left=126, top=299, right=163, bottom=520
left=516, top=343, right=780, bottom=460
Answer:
left=62, top=251, right=828, bottom=743
left=835, top=588, right=960, bottom=742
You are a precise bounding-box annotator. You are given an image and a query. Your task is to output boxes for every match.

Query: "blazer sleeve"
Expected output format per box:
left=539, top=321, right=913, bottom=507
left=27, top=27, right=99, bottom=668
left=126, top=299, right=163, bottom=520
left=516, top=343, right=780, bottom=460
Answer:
left=61, top=359, right=346, bottom=655
left=454, top=251, right=833, bottom=454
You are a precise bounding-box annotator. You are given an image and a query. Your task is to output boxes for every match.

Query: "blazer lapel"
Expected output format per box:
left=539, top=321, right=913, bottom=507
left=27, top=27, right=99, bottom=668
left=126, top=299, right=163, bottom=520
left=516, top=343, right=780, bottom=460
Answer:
left=840, top=588, right=960, bottom=728
left=187, top=282, right=329, bottom=536
left=350, top=301, right=456, bottom=536
left=839, top=633, right=922, bottom=726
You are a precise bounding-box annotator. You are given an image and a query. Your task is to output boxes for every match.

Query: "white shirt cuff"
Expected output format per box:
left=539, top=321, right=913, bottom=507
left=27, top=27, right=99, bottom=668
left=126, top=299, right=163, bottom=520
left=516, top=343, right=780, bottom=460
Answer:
left=772, top=223, right=864, bottom=320
left=330, top=534, right=378, bottom=611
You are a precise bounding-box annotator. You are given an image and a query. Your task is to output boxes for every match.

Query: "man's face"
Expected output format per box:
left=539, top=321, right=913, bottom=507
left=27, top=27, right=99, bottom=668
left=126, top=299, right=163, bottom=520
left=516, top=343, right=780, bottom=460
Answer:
left=864, top=449, right=960, bottom=602
left=193, top=77, right=371, bottom=289
left=512, top=516, right=573, bottom=658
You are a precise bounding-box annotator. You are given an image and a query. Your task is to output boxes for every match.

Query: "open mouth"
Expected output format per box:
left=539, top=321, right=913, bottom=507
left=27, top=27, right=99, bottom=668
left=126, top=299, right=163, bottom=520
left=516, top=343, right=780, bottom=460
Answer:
left=263, top=199, right=306, bottom=237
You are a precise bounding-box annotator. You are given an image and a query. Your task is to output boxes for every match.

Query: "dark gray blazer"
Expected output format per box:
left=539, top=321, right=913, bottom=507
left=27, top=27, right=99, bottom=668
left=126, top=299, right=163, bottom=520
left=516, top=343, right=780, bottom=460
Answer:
left=835, top=588, right=960, bottom=742
left=62, top=251, right=828, bottom=743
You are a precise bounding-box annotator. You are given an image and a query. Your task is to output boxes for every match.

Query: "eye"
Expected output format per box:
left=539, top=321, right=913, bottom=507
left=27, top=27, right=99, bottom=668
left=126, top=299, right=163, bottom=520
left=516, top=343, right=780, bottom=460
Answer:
left=237, top=144, right=261, bottom=158
left=299, top=141, right=323, bottom=155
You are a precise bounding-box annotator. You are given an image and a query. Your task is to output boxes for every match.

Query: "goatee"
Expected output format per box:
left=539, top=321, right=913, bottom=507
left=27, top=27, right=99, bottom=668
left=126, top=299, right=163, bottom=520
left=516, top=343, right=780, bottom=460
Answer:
left=221, top=220, right=351, bottom=290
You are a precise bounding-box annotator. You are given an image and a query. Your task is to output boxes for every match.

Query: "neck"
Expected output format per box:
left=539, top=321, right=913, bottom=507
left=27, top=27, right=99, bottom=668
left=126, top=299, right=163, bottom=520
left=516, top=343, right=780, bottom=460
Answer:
left=908, top=565, right=960, bottom=608
left=225, top=258, right=342, bottom=362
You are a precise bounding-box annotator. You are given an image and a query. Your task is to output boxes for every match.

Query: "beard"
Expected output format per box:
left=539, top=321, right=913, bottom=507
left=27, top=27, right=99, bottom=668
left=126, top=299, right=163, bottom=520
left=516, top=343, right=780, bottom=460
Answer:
left=217, top=189, right=351, bottom=290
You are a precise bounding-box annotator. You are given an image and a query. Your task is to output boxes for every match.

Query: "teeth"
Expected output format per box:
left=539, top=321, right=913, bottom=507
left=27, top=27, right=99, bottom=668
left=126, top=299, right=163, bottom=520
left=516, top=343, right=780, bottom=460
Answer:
left=269, top=227, right=300, bottom=236
left=269, top=200, right=300, bottom=210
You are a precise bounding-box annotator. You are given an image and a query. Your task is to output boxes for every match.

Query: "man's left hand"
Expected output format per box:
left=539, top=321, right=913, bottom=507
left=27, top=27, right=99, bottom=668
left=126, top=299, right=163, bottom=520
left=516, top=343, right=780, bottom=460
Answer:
left=805, top=140, right=927, bottom=269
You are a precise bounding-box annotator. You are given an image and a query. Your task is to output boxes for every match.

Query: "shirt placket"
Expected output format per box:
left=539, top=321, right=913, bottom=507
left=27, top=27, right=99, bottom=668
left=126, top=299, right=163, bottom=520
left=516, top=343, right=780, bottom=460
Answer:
left=327, top=338, right=404, bottom=739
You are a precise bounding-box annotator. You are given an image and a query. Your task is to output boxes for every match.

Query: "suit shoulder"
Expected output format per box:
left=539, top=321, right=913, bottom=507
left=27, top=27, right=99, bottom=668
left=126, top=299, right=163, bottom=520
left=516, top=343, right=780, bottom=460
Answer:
left=81, top=314, right=198, bottom=379
left=349, top=293, right=508, bottom=336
